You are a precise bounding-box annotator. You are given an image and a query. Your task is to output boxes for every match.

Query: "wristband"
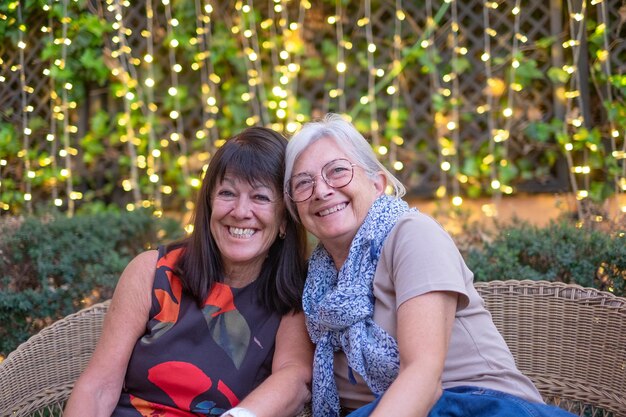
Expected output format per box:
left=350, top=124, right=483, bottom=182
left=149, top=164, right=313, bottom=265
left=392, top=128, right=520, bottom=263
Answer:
left=221, top=407, right=257, bottom=417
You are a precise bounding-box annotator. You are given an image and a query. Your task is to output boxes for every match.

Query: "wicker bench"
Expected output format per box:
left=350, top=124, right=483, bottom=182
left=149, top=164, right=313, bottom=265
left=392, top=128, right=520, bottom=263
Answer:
left=1, top=280, right=625, bottom=417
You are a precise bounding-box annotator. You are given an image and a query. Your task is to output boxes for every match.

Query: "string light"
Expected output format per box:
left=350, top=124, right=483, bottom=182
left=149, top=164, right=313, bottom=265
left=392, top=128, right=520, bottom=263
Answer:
left=111, top=0, right=142, bottom=208
left=164, top=0, right=190, bottom=195
left=449, top=0, right=462, bottom=205
left=0, top=122, right=6, bottom=211
left=594, top=0, right=625, bottom=201
left=271, top=0, right=307, bottom=131
left=482, top=0, right=521, bottom=204
left=388, top=0, right=404, bottom=173
left=334, top=0, right=346, bottom=112
left=287, top=0, right=310, bottom=131
left=43, top=0, right=60, bottom=208
left=249, top=0, right=270, bottom=124
left=60, top=0, right=75, bottom=215
left=363, top=0, right=380, bottom=148
left=145, top=0, right=162, bottom=210
left=237, top=0, right=269, bottom=125
left=562, top=0, right=588, bottom=219
left=482, top=0, right=497, bottom=202
left=17, top=1, right=32, bottom=213
left=426, top=0, right=448, bottom=199
left=194, top=0, right=220, bottom=150
left=267, top=0, right=287, bottom=129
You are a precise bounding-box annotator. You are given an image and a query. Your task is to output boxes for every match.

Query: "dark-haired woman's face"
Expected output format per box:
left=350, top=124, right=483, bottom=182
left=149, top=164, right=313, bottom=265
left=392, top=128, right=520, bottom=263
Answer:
left=210, top=173, right=285, bottom=279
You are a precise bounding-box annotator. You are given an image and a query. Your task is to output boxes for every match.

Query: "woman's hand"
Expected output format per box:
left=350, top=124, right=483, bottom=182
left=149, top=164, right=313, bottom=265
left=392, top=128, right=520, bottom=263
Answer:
left=232, top=311, right=313, bottom=417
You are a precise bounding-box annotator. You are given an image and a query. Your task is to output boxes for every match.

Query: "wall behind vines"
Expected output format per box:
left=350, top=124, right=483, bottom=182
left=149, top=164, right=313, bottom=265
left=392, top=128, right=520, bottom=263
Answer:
left=0, top=0, right=625, bottom=220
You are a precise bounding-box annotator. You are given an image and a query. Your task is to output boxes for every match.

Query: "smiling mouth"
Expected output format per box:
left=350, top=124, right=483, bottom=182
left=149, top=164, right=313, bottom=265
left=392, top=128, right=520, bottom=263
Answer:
left=229, top=227, right=256, bottom=238
left=317, top=203, right=347, bottom=217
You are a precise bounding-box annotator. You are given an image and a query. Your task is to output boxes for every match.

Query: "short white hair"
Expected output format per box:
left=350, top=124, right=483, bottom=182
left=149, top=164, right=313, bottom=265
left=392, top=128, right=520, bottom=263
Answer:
left=284, top=113, right=406, bottom=219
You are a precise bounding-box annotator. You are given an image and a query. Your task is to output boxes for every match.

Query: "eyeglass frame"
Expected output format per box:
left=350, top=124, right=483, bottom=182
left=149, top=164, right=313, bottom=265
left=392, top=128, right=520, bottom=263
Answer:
left=286, top=158, right=358, bottom=203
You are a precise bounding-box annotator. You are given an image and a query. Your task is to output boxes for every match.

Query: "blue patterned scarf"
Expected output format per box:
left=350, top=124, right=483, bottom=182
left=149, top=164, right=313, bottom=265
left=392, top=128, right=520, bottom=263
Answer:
left=303, top=195, right=416, bottom=417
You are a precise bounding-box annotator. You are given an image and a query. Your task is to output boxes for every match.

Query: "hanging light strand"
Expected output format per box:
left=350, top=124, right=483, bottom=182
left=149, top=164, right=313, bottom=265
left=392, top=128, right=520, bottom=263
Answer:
left=145, top=0, right=162, bottom=210
left=112, top=0, right=142, bottom=208
left=0, top=22, right=6, bottom=211
left=235, top=2, right=261, bottom=125
left=594, top=0, right=625, bottom=199
left=492, top=0, right=523, bottom=198
left=195, top=0, right=220, bottom=150
left=60, top=0, right=75, bottom=215
left=426, top=0, right=448, bottom=200
left=499, top=0, right=523, bottom=194
left=363, top=0, right=380, bottom=149
left=388, top=0, right=403, bottom=172
left=273, top=0, right=305, bottom=131
left=267, top=0, right=287, bottom=130
left=563, top=0, right=588, bottom=211
left=483, top=0, right=497, bottom=198
left=163, top=0, right=190, bottom=188
left=449, top=0, right=462, bottom=206
left=246, top=0, right=270, bottom=125
left=334, top=0, right=346, bottom=113
left=194, top=0, right=211, bottom=145
left=45, top=0, right=60, bottom=208
left=236, top=0, right=266, bottom=126
left=287, top=0, right=309, bottom=130
left=17, top=1, right=32, bottom=213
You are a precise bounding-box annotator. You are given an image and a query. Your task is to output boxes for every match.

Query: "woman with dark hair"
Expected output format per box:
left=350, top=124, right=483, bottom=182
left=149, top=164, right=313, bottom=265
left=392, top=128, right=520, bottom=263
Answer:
left=65, top=127, right=312, bottom=417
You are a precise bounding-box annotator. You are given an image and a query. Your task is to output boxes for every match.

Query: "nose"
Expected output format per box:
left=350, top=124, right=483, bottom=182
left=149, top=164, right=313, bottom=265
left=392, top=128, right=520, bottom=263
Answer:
left=231, top=196, right=252, bottom=218
left=312, top=175, right=334, bottom=200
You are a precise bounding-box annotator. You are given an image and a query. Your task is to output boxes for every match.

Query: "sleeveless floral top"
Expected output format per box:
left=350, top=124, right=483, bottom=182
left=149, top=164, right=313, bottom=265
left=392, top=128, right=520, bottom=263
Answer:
left=111, top=246, right=281, bottom=416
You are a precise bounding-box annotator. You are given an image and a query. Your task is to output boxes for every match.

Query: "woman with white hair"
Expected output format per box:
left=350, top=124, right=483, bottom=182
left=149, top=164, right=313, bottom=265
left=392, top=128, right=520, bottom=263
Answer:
left=284, top=113, right=575, bottom=417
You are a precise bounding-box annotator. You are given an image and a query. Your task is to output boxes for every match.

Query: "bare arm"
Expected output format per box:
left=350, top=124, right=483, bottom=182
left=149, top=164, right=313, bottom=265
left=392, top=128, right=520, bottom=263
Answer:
left=228, top=311, right=313, bottom=417
left=369, top=291, right=458, bottom=417
left=63, top=250, right=157, bottom=417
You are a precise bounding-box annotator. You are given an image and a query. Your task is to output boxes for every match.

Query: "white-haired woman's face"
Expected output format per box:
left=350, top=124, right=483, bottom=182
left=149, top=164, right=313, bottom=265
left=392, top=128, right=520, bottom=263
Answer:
left=290, top=136, right=385, bottom=258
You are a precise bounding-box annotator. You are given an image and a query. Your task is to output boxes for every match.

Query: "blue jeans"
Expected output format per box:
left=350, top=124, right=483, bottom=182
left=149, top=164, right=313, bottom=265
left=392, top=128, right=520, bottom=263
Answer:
left=346, top=386, right=577, bottom=417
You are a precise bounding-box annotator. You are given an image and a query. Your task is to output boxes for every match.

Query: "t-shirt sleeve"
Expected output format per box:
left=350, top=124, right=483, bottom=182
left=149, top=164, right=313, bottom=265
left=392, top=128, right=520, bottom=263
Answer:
left=381, top=212, right=471, bottom=311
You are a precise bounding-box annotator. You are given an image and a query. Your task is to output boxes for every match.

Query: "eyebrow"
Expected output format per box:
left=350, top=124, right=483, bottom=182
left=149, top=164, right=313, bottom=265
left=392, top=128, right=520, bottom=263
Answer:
left=292, top=158, right=346, bottom=177
left=291, top=171, right=313, bottom=177
left=221, top=176, right=275, bottom=192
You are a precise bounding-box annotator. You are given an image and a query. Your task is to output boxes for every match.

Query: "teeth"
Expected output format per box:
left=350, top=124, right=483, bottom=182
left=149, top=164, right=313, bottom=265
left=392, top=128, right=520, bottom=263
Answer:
left=229, top=227, right=255, bottom=237
left=318, top=203, right=347, bottom=217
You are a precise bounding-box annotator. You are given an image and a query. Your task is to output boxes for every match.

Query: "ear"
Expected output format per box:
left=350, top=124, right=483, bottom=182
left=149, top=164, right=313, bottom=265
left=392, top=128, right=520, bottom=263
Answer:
left=372, top=171, right=387, bottom=196
left=279, top=219, right=287, bottom=239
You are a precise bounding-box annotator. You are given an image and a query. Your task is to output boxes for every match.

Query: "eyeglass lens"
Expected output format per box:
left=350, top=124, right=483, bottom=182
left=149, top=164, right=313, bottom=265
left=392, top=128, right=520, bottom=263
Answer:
left=288, top=158, right=354, bottom=202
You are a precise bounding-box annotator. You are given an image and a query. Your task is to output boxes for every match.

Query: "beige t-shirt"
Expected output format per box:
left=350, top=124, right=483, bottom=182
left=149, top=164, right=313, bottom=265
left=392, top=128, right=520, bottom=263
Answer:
left=334, top=211, right=543, bottom=409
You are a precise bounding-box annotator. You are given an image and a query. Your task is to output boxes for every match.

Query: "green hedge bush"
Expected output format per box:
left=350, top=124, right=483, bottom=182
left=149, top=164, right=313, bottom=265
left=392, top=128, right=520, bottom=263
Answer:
left=2, top=208, right=624, bottom=358
left=464, top=219, right=626, bottom=297
left=0, top=210, right=183, bottom=356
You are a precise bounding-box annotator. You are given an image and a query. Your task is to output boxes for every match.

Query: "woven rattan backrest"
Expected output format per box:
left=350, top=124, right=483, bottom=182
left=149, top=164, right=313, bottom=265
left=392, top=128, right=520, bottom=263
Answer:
left=475, top=280, right=626, bottom=417
left=0, top=300, right=110, bottom=417
left=1, top=281, right=624, bottom=417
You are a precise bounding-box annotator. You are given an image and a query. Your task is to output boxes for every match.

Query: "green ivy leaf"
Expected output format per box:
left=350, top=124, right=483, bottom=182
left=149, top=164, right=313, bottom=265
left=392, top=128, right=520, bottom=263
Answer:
left=547, top=67, right=570, bottom=84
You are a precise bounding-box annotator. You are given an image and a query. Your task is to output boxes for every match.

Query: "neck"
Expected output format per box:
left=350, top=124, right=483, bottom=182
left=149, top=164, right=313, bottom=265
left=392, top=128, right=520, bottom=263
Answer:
left=222, top=261, right=262, bottom=288
left=323, top=241, right=350, bottom=271
left=223, top=275, right=256, bottom=288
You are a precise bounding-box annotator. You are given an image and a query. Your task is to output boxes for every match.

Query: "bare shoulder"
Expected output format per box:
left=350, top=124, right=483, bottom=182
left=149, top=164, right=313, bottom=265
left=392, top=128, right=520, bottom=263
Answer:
left=125, top=249, right=159, bottom=274
left=109, top=249, right=159, bottom=314
left=118, top=250, right=158, bottom=286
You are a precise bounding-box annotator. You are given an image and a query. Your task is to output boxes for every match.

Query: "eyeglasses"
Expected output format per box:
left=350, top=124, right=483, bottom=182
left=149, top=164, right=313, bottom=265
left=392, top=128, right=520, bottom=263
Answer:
left=286, top=158, right=356, bottom=203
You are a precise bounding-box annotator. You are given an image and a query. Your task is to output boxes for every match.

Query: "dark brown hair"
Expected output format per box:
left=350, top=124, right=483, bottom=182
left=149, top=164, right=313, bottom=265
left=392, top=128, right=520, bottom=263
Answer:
left=168, top=127, right=307, bottom=314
